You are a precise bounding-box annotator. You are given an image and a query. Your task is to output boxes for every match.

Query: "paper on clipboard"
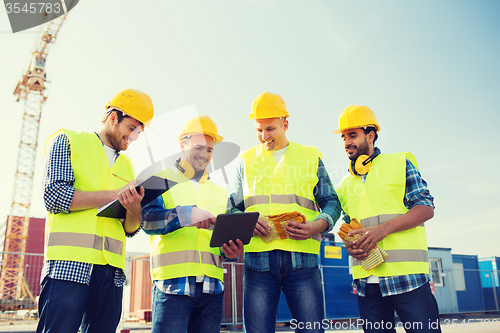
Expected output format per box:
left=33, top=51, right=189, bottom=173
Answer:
left=97, top=175, right=177, bottom=219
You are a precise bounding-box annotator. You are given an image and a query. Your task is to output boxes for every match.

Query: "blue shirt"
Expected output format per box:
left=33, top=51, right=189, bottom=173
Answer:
left=227, top=155, right=342, bottom=271
left=142, top=193, right=233, bottom=297
left=343, top=148, right=435, bottom=297
left=41, top=132, right=136, bottom=287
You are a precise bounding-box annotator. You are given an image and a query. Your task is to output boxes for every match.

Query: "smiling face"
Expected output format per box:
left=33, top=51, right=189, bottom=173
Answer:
left=254, top=117, right=289, bottom=151
left=106, top=112, right=143, bottom=151
left=341, top=128, right=374, bottom=161
left=180, top=134, right=214, bottom=172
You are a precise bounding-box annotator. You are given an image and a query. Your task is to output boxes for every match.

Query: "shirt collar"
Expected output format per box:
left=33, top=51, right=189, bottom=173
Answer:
left=95, top=131, right=120, bottom=156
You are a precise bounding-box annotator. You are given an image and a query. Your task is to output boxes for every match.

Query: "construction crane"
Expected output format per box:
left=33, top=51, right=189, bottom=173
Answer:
left=0, top=6, right=73, bottom=310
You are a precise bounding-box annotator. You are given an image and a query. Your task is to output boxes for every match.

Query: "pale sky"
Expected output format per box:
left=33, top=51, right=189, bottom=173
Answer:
left=1, top=0, right=499, bottom=258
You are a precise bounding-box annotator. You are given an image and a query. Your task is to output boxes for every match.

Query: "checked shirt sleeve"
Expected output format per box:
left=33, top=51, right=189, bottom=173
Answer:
left=404, top=159, right=435, bottom=210
left=314, top=158, right=341, bottom=233
left=141, top=195, right=194, bottom=235
left=42, top=133, right=75, bottom=214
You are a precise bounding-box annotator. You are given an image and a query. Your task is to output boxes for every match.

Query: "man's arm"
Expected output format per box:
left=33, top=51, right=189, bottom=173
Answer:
left=353, top=205, right=433, bottom=252
left=43, top=133, right=76, bottom=214
left=43, top=133, right=140, bottom=213
left=142, top=195, right=216, bottom=235
left=69, top=188, right=130, bottom=212
left=226, top=159, right=271, bottom=237
left=142, top=196, right=193, bottom=235
left=350, top=159, right=435, bottom=252
left=286, top=158, right=342, bottom=240
left=118, top=185, right=145, bottom=234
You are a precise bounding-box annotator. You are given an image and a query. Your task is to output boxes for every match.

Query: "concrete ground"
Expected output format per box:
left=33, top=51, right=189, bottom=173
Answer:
left=1, top=313, right=499, bottom=332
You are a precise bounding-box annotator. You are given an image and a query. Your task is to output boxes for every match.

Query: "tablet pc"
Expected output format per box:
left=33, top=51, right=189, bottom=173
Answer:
left=209, top=212, right=259, bottom=248
left=97, top=175, right=177, bottom=219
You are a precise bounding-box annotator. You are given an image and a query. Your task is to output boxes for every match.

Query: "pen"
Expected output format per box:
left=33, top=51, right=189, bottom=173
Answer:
left=112, top=173, right=130, bottom=183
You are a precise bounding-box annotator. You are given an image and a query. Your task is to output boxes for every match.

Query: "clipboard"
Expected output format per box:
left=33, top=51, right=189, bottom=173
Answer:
left=97, top=175, right=177, bottom=219
left=209, top=212, right=259, bottom=248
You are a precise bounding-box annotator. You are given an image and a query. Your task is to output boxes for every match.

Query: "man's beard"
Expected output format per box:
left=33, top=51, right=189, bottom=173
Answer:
left=348, top=138, right=370, bottom=161
left=107, top=125, right=127, bottom=151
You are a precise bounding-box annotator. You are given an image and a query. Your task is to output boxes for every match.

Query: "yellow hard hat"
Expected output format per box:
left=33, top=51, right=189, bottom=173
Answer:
left=332, top=105, right=380, bottom=134
left=178, top=115, right=223, bottom=144
left=105, top=89, right=154, bottom=126
left=249, top=92, right=289, bottom=119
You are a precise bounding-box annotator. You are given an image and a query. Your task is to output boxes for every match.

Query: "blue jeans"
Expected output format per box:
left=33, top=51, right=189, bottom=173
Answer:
left=36, top=264, right=123, bottom=333
left=357, top=282, right=442, bottom=333
left=243, top=250, right=325, bottom=333
left=151, top=283, right=224, bottom=333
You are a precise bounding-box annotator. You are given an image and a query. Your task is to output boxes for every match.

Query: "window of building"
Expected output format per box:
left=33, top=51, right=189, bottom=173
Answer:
left=430, top=258, right=444, bottom=287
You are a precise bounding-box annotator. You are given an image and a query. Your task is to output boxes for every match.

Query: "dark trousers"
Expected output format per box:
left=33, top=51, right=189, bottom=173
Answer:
left=36, top=264, right=123, bottom=333
left=357, top=282, right=442, bottom=333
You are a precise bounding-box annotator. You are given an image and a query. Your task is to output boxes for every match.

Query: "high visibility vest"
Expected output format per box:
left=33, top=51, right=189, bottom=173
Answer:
left=150, top=168, right=227, bottom=281
left=337, top=152, right=429, bottom=279
left=242, top=142, right=321, bottom=254
left=44, top=129, right=135, bottom=269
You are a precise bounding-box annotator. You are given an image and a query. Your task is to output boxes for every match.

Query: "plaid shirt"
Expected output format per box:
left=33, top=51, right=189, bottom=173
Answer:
left=142, top=195, right=229, bottom=297
left=227, top=156, right=341, bottom=271
left=41, top=132, right=135, bottom=287
left=155, top=277, right=224, bottom=297
left=343, top=148, right=434, bottom=297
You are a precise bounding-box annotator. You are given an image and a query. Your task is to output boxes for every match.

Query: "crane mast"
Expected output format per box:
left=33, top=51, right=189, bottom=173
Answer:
left=0, top=10, right=70, bottom=306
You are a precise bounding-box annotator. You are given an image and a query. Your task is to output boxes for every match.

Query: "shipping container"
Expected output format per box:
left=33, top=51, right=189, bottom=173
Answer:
left=451, top=254, right=485, bottom=312
left=478, top=257, right=500, bottom=311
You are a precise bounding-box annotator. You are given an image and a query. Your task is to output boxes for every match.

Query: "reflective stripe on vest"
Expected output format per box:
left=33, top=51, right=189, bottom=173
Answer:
left=361, top=214, right=425, bottom=228
left=150, top=170, right=227, bottom=281
left=245, top=194, right=320, bottom=212
left=151, top=250, right=222, bottom=269
left=47, top=232, right=124, bottom=256
left=337, top=152, right=429, bottom=278
left=44, top=129, right=133, bottom=269
left=242, top=142, right=321, bottom=254
left=353, top=249, right=429, bottom=266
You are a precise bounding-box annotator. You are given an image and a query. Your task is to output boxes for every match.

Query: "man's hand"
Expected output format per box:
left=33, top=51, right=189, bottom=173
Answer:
left=284, top=218, right=327, bottom=240
left=190, top=207, right=216, bottom=229
left=118, top=185, right=144, bottom=234
left=252, top=217, right=271, bottom=236
left=222, top=239, right=244, bottom=259
left=348, top=224, right=388, bottom=253
left=344, top=239, right=368, bottom=260
left=118, top=185, right=144, bottom=217
left=348, top=205, right=434, bottom=253
left=115, top=180, right=138, bottom=200
left=70, top=180, right=139, bottom=212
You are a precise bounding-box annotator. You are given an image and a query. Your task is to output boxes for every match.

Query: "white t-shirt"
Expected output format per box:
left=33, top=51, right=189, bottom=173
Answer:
left=271, top=145, right=288, bottom=163
left=102, top=144, right=118, bottom=167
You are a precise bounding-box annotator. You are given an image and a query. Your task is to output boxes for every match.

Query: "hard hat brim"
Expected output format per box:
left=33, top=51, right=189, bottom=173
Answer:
left=106, top=106, right=155, bottom=131
left=248, top=114, right=289, bottom=120
left=332, top=124, right=380, bottom=135
left=178, top=132, right=224, bottom=144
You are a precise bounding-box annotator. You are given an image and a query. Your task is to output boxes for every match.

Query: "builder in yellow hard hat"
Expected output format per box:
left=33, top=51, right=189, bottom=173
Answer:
left=227, top=92, right=342, bottom=331
left=141, top=115, right=243, bottom=333
left=38, top=89, right=155, bottom=333
left=334, top=105, right=440, bottom=332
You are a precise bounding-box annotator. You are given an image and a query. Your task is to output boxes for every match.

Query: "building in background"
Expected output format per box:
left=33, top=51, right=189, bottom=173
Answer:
left=0, top=216, right=45, bottom=310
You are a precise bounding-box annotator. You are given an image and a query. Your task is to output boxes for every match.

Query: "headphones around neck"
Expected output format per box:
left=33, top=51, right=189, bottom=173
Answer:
left=349, top=150, right=380, bottom=177
left=175, top=159, right=208, bottom=183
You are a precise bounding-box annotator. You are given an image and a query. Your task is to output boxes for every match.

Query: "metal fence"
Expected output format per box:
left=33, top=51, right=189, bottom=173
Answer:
left=0, top=251, right=44, bottom=313
left=0, top=252, right=499, bottom=325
